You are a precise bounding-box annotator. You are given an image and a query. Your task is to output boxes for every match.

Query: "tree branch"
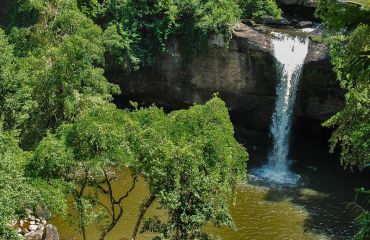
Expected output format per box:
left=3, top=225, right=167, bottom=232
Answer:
left=131, top=195, right=156, bottom=240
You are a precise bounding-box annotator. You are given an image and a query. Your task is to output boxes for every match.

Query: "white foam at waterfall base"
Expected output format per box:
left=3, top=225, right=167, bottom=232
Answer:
left=252, top=32, right=309, bottom=186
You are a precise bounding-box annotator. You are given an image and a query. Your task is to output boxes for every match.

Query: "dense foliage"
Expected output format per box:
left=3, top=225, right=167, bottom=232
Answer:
left=79, top=0, right=281, bottom=70
left=238, top=0, right=281, bottom=19
left=0, top=125, right=66, bottom=239
left=0, top=0, right=272, bottom=238
left=4, top=1, right=118, bottom=148
left=317, top=0, right=370, bottom=170
left=27, top=98, right=246, bottom=240
left=131, top=97, right=246, bottom=239
left=317, top=1, right=370, bottom=239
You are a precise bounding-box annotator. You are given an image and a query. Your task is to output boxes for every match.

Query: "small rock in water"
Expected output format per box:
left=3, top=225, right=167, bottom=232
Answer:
left=19, top=220, right=25, bottom=227
left=44, top=224, right=60, bottom=240
left=30, top=221, right=36, bottom=225
left=41, top=219, right=47, bottom=225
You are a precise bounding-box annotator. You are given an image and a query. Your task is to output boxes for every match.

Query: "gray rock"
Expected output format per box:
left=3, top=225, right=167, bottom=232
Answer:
left=44, top=224, right=59, bottom=240
left=29, top=224, right=38, bottom=231
left=24, top=230, right=43, bottom=240
left=37, top=224, right=45, bottom=231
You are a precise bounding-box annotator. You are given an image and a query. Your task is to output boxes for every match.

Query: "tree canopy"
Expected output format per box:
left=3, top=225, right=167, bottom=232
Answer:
left=317, top=1, right=370, bottom=239
left=317, top=0, right=370, bottom=170
left=0, top=0, right=296, bottom=238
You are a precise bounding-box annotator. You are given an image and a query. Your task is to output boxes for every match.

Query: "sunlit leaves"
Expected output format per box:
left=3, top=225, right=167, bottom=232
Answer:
left=238, top=0, right=281, bottom=19
left=321, top=23, right=370, bottom=170
left=132, top=97, right=247, bottom=239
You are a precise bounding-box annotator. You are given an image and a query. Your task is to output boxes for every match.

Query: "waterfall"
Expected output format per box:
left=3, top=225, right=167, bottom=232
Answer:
left=253, top=32, right=309, bottom=185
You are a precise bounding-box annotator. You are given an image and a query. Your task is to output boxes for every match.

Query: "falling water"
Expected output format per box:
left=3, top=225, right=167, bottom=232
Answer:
left=253, top=32, right=309, bottom=185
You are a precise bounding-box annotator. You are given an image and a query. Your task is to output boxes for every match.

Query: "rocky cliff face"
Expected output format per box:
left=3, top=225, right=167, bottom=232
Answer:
left=113, top=23, right=342, bottom=143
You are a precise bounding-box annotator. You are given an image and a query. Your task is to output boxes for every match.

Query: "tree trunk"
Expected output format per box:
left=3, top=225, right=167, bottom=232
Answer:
left=131, top=195, right=156, bottom=240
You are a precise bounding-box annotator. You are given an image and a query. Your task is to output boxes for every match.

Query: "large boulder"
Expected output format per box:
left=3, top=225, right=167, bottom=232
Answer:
left=24, top=231, right=43, bottom=240
left=43, top=224, right=59, bottom=240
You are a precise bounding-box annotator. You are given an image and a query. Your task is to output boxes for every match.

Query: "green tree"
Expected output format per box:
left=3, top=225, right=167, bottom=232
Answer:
left=130, top=97, right=247, bottom=240
left=100, top=0, right=241, bottom=69
left=0, top=124, right=66, bottom=239
left=317, top=1, right=370, bottom=239
left=238, top=0, right=281, bottom=19
left=2, top=2, right=251, bottom=239
left=317, top=0, right=370, bottom=170
left=29, top=102, right=140, bottom=240
left=5, top=0, right=119, bottom=148
left=30, top=97, right=247, bottom=240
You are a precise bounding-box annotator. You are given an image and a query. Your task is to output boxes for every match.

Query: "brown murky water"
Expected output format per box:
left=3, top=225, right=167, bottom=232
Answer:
left=52, top=170, right=356, bottom=240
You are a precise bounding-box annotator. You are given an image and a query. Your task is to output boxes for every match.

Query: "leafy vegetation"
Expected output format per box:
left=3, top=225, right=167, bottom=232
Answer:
left=27, top=98, right=246, bottom=240
left=97, top=0, right=242, bottom=69
left=78, top=0, right=280, bottom=70
left=317, top=0, right=370, bottom=170
left=317, top=1, right=370, bottom=239
left=0, top=124, right=67, bottom=239
left=131, top=97, right=247, bottom=239
left=0, top=0, right=274, bottom=237
left=1, top=0, right=369, bottom=239
left=238, top=0, right=281, bottom=19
